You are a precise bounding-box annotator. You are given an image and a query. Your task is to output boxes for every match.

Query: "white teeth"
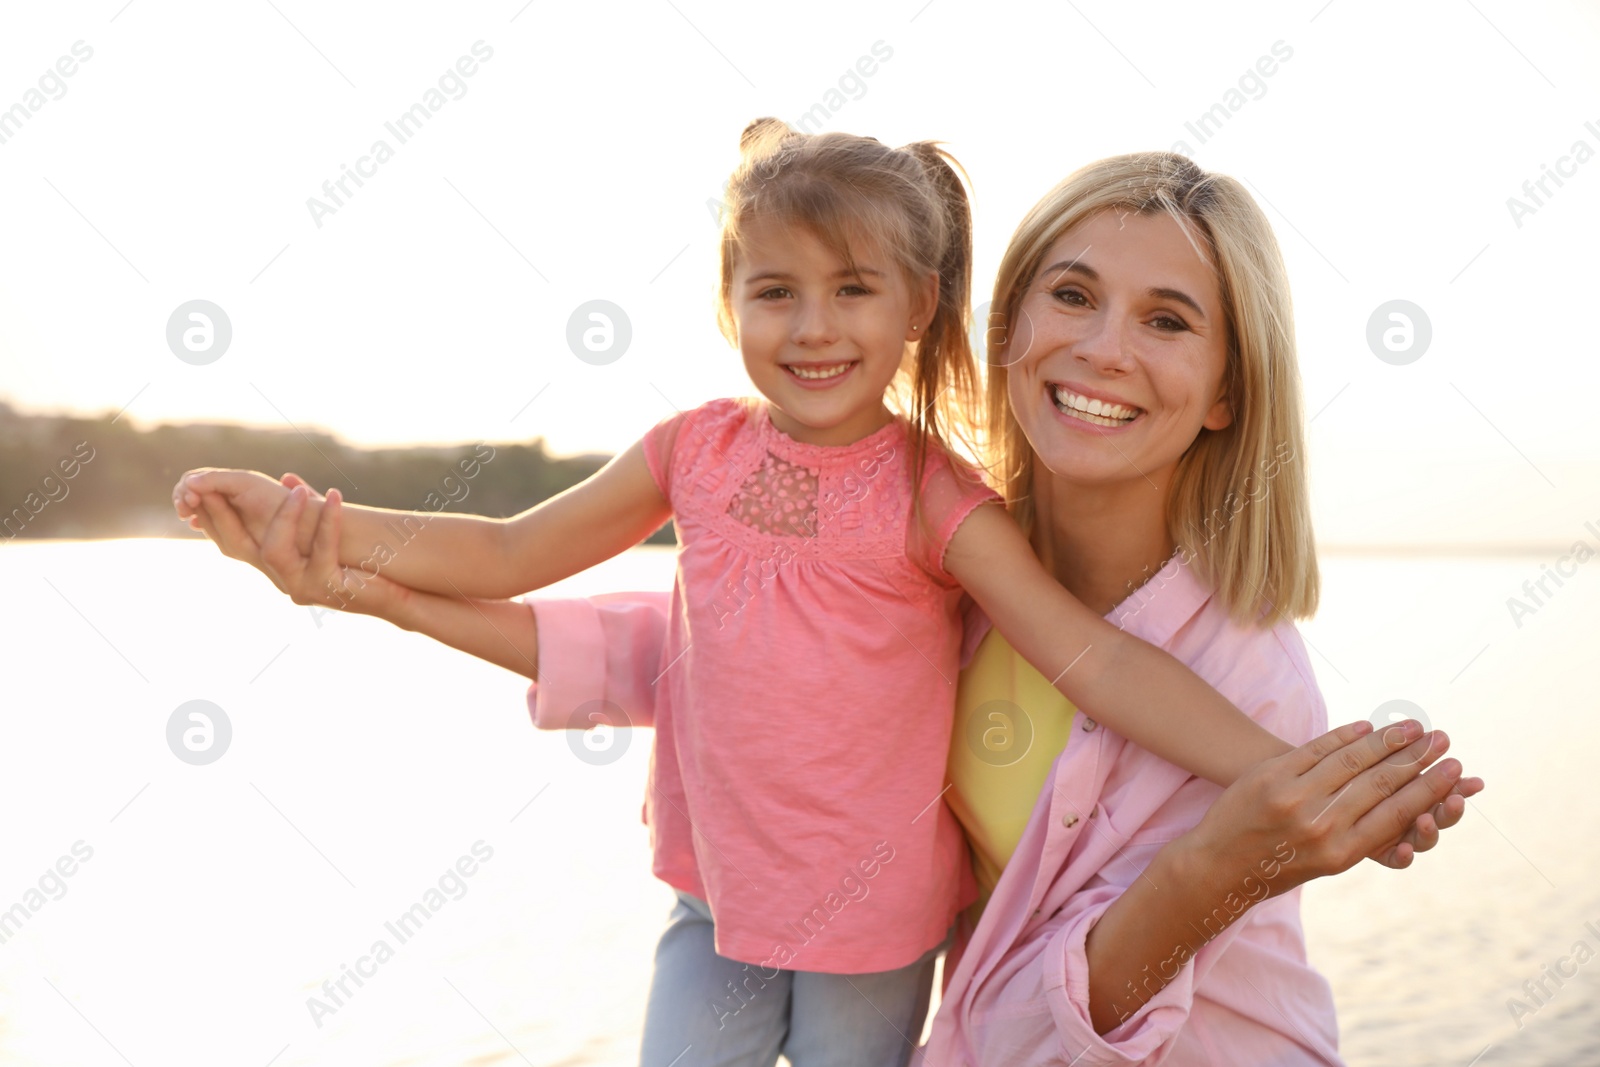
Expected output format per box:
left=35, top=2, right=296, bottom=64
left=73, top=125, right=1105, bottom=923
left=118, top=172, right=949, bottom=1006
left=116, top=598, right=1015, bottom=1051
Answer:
left=789, top=362, right=853, bottom=380
left=1051, top=386, right=1138, bottom=423
left=1065, top=408, right=1128, bottom=428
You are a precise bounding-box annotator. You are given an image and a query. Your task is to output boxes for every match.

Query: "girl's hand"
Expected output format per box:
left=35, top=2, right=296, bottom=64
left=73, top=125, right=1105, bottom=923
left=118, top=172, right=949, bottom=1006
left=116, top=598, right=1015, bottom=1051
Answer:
left=174, top=468, right=295, bottom=545
left=1177, top=719, right=1483, bottom=898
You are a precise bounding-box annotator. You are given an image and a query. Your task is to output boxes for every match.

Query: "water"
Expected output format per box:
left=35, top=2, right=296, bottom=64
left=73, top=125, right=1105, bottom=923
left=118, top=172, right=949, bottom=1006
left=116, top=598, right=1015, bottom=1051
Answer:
left=0, top=540, right=1595, bottom=1066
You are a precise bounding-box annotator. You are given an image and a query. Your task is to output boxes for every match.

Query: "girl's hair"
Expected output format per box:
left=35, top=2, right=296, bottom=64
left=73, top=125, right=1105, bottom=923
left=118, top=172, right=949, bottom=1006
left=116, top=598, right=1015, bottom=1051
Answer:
left=716, top=117, right=982, bottom=502
left=984, top=152, right=1319, bottom=624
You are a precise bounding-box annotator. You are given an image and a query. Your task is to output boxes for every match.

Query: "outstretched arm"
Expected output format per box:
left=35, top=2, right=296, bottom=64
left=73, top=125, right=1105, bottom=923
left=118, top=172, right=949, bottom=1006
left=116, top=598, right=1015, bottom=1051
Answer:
left=189, top=480, right=541, bottom=678
left=176, top=439, right=671, bottom=600
left=944, top=503, right=1290, bottom=787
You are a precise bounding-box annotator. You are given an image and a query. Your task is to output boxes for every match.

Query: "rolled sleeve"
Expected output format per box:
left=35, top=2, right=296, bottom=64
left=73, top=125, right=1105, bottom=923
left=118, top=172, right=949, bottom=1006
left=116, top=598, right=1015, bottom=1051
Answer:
left=1043, top=887, right=1198, bottom=1065
left=1040, top=884, right=1285, bottom=1066
left=523, top=591, right=672, bottom=731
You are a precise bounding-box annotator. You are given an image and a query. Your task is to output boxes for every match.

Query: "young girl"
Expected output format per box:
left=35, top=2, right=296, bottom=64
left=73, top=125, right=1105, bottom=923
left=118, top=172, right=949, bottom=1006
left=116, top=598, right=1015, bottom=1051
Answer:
left=175, top=120, right=1299, bottom=1064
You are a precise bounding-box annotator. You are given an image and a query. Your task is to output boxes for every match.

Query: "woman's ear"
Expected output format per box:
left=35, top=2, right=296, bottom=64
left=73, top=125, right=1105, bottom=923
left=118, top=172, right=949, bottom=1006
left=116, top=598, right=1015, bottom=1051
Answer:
left=1203, top=388, right=1234, bottom=431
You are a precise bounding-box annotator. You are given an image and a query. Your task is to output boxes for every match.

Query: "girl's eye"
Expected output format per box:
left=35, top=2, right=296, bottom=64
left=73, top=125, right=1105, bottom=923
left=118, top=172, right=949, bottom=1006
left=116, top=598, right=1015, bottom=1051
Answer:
left=757, top=287, right=791, bottom=300
left=1050, top=287, right=1089, bottom=307
left=839, top=284, right=871, bottom=297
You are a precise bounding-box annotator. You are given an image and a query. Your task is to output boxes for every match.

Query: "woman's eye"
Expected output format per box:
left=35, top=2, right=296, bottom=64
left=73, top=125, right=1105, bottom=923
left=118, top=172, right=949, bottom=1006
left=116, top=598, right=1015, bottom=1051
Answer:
left=757, top=287, right=791, bottom=300
left=1150, top=314, right=1190, bottom=332
left=1051, top=287, right=1089, bottom=307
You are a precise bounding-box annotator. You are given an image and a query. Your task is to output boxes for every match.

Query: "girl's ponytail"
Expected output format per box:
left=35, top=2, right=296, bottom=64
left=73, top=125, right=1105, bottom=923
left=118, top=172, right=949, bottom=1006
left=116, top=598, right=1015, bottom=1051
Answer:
left=739, top=116, right=791, bottom=156
left=899, top=141, right=981, bottom=507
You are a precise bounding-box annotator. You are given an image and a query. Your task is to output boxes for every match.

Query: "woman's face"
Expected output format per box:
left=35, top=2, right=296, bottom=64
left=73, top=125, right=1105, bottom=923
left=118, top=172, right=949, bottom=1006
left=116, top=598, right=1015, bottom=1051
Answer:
left=1004, top=209, right=1233, bottom=493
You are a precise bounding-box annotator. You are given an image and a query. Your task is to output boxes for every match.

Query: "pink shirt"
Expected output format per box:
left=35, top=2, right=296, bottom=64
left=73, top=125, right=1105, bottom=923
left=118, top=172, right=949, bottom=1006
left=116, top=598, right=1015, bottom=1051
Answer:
left=556, top=397, right=998, bottom=973
left=525, top=552, right=1344, bottom=1064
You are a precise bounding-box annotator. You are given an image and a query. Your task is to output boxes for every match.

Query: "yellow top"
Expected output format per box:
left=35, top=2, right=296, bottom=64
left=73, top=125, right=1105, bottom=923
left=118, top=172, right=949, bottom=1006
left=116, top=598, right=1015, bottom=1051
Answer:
left=945, top=625, right=1079, bottom=918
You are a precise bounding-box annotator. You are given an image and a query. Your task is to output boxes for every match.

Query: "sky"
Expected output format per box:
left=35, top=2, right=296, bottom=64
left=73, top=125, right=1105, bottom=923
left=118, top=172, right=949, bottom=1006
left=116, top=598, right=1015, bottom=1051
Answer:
left=1, top=0, right=1596, bottom=544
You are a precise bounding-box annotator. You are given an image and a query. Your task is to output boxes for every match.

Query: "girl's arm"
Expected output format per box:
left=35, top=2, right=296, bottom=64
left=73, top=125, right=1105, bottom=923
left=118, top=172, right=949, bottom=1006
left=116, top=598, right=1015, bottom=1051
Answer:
left=177, top=440, right=671, bottom=600
left=943, top=503, right=1290, bottom=787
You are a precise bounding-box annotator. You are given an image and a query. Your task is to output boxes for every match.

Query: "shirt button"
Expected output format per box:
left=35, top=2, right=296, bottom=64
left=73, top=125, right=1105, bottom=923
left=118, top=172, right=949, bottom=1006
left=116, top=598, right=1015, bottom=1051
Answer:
left=1061, top=812, right=1079, bottom=828
left=1082, top=717, right=1097, bottom=732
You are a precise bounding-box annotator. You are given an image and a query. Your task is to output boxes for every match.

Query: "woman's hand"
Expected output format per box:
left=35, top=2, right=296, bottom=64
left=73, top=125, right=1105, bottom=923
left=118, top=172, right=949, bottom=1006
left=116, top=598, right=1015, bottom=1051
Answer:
left=1180, top=718, right=1483, bottom=897
left=188, top=478, right=542, bottom=678
left=1086, top=718, right=1483, bottom=1031
left=188, top=476, right=412, bottom=621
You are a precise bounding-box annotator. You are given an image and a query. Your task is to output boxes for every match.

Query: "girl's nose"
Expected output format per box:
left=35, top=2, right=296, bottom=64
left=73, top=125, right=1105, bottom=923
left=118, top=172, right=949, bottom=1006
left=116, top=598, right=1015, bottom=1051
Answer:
left=791, top=300, right=839, bottom=347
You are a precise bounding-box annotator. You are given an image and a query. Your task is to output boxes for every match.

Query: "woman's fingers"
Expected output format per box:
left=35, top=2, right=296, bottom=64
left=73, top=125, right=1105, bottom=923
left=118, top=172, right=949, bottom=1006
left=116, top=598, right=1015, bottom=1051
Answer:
left=257, top=484, right=352, bottom=610
left=259, top=485, right=311, bottom=599
left=309, top=489, right=345, bottom=600
left=1356, top=729, right=1446, bottom=812
left=277, top=473, right=325, bottom=555
left=1285, top=719, right=1376, bottom=776
left=1351, top=755, right=1464, bottom=860
left=1304, top=717, right=1427, bottom=797
left=200, top=492, right=259, bottom=563
left=1367, top=764, right=1483, bottom=866
left=1402, top=776, right=1480, bottom=855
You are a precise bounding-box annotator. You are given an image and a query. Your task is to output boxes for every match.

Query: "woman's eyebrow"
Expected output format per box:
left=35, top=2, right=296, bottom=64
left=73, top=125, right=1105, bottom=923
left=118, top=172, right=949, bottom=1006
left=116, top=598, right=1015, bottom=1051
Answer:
left=1148, top=287, right=1206, bottom=319
left=1038, top=259, right=1096, bottom=286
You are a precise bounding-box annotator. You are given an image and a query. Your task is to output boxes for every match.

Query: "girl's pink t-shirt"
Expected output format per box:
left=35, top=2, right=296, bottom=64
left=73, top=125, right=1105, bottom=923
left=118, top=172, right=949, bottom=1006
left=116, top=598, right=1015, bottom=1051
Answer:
left=637, top=397, right=1000, bottom=973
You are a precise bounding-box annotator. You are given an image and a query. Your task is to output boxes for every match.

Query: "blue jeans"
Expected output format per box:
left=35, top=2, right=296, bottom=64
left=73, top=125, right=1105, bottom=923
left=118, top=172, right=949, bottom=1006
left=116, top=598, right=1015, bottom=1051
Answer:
left=638, top=890, right=945, bottom=1067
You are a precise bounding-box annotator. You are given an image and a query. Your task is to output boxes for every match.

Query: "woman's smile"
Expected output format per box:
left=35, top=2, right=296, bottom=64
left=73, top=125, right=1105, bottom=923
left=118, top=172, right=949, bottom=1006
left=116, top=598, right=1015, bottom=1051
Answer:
left=1048, top=381, right=1144, bottom=430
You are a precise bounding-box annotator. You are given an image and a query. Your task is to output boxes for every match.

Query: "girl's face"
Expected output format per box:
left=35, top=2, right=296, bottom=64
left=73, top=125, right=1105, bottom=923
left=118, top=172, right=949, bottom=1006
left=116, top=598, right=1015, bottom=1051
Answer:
left=1004, top=209, right=1233, bottom=493
left=730, top=217, right=936, bottom=446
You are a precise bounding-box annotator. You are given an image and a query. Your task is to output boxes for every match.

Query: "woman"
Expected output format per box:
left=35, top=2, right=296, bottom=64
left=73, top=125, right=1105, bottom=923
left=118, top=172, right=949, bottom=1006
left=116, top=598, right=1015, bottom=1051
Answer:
left=183, top=152, right=1479, bottom=1064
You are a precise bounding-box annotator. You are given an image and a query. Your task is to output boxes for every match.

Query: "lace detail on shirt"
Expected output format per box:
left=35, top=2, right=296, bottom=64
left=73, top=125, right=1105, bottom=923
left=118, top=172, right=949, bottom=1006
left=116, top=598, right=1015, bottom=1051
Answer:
left=727, top=451, right=822, bottom=538
left=723, top=440, right=908, bottom=543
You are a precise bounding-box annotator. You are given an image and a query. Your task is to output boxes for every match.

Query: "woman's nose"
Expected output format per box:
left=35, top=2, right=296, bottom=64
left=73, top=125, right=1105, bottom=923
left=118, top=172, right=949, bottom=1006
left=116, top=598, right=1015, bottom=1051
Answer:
left=1074, top=311, right=1133, bottom=374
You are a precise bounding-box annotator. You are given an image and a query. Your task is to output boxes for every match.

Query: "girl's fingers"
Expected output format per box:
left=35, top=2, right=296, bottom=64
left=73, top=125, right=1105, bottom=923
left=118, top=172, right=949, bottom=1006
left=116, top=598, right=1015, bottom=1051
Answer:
left=1428, top=786, right=1476, bottom=834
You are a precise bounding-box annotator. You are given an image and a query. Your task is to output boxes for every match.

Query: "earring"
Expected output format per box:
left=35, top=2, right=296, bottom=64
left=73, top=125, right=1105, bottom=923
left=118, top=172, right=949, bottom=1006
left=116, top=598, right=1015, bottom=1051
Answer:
left=911, top=324, right=920, bottom=331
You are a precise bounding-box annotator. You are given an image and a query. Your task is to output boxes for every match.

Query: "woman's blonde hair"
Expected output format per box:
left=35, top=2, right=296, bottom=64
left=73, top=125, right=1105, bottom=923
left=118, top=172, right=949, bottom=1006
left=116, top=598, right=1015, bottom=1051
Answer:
left=716, top=118, right=982, bottom=497
left=984, top=152, right=1318, bottom=624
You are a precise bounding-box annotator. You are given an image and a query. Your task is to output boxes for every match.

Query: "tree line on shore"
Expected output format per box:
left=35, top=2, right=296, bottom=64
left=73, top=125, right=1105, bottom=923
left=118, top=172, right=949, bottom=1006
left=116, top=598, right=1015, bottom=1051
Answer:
left=0, top=401, right=674, bottom=545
